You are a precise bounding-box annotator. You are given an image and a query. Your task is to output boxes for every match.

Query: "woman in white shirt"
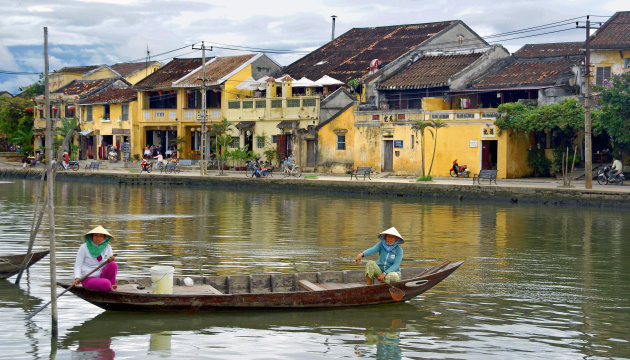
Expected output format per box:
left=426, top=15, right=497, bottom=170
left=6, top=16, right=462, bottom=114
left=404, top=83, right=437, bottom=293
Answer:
left=72, top=226, right=117, bottom=291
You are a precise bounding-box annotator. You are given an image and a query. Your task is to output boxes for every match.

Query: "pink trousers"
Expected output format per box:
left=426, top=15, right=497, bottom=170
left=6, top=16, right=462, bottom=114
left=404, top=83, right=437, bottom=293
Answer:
left=81, top=262, right=117, bottom=291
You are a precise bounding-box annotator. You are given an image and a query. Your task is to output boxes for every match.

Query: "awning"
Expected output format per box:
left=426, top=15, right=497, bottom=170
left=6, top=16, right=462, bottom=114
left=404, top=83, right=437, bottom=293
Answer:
left=277, top=120, right=299, bottom=129
left=447, top=85, right=558, bottom=94
left=315, top=75, right=344, bottom=86
left=79, top=129, right=93, bottom=136
left=235, top=121, right=256, bottom=130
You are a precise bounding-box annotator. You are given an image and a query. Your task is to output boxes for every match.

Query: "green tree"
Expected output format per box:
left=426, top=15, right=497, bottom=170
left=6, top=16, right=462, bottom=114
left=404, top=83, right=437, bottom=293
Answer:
left=411, top=120, right=431, bottom=177
left=427, top=120, right=448, bottom=176
left=0, top=96, right=34, bottom=155
left=593, top=71, right=630, bottom=153
left=17, top=75, right=45, bottom=98
left=209, top=118, right=233, bottom=174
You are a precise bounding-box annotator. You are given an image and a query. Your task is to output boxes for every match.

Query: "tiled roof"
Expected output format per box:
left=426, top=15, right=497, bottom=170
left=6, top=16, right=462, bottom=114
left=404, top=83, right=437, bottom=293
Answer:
left=79, top=88, right=137, bottom=104
left=514, top=42, right=583, bottom=58
left=55, top=65, right=101, bottom=74
left=283, top=21, right=457, bottom=84
left=470, top=58, right=580, bottom=89
left=134, top=58, right=203, bottom=89
left=53, top=79, right=113, bottom=97
left=590, top=11, right=630, bottom=49
left=173, top=54, right=258, bottom=87
left=111, top=62, right=156, bottom=77
left=378, top=53, right=483, bottom=90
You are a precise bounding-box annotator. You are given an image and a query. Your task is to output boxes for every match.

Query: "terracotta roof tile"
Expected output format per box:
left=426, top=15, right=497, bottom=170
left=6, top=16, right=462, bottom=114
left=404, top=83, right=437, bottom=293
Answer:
left=590, top=11, right=630, bottom=49
left=470, top=58, right=580, bottom=89
left=111, top=62, right=156, bottom=77
left=54, top=65, right=101, bottom=74
left=79, top=88, right=137, bottom=104
left=514, top=42, right=583, bottom=58
left=379, top=53, right=483, bottom=89
left=283, top=21, right=457, bottom=84
left=52, top=79, right=112, bottom=97
left=174, top=54, right=258, bottom=87
left=134, top=58, right=203, bottom=89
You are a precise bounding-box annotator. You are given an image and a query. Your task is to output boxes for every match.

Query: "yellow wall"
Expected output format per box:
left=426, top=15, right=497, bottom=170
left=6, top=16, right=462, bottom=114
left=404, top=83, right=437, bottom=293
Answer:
left=422, top=97, right=451, bottom=111
left=317, top=106, right=355, bottom=172
left=83, top=67, right=117, bottom=81
left=124, top=63, right=161, bottom=85
left=591, top=50, right=630, bottom=75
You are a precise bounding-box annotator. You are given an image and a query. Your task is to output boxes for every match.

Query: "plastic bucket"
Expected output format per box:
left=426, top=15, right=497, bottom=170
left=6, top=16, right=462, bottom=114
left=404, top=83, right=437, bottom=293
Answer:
left=150, top=266, right=174, bottom=294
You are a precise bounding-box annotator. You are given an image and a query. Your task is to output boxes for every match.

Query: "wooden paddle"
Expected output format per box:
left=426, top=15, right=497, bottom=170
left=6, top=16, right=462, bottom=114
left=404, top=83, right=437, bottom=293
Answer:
left=25, top=254, right=116, bottom=320
left=385, top=281, right=405, bottom=301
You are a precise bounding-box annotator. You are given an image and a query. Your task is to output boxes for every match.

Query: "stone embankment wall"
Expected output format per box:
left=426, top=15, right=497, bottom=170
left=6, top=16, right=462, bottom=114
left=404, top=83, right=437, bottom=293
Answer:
left=2, top=168, right=630, bottom=208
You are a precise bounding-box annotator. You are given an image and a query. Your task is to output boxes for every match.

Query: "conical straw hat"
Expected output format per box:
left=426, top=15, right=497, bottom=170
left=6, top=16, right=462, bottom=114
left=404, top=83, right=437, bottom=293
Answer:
left=379, top=227, right=404, bottom=243
left=85, top=225, right=113, bottom=239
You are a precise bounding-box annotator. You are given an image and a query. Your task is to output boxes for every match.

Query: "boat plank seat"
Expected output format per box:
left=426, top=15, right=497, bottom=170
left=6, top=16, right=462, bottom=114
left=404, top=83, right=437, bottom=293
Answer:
left=298, top=279, right=326, bottom=291
left=177, top=284, right=223, bottom=295
left=317, top=282, right=364, bottom=290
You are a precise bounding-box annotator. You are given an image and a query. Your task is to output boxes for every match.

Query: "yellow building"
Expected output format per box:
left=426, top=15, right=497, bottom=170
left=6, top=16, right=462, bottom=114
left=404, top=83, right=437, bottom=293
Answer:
left=133, top=54, right=281, bottom=161
left=77, top=82, right=138, bottom=160
left=588, top=11, right=630, bottom=86
left=49, top=62, right=160, bottom=92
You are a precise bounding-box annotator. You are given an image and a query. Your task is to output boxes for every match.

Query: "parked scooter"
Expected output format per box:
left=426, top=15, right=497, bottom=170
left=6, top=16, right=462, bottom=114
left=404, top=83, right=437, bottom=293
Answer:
left=449, top=159, right=470, bottom=177
left=140, top=158, right=153, bottom=173
left=597, top=165, right=625, bottom=185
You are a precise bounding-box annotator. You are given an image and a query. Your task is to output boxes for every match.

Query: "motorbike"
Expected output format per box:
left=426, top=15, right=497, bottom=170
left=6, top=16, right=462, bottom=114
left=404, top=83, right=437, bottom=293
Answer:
left=597, top=165, right=624, bottom=185
left=449, top=159, right=470, bottom=177
left=56, top=160, right=80, bottom=171
left=140, top=158, right=153, bottom=173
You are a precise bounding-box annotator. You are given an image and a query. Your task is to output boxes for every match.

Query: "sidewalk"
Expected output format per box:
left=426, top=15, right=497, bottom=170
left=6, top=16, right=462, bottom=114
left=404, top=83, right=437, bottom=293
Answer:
left=3, top=159, right=629, bottom=194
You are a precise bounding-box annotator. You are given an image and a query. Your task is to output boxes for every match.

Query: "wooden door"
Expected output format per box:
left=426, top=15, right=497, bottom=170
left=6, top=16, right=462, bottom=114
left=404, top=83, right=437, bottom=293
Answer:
left=306, top=140, right=316, bottom=167
left=383, top=140, right=393, bottom=172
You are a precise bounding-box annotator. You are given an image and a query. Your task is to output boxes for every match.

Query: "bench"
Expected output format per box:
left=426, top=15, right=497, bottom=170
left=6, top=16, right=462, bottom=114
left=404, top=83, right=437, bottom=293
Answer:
left=85, top=161, right=101, bottom=172
left=160, top=162, right=180, bottom=174
left=298, top=279, right=326, bottom=292
left=473, top=169, right=498, bottom=185
left=350, top=166, right=372, bottom=180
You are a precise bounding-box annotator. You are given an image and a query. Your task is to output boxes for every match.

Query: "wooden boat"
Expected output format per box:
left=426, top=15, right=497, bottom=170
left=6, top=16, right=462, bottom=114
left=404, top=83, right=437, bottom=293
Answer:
left=58, top=260, right=462, bottom=312
left=0, top=250, right=49, bottom=279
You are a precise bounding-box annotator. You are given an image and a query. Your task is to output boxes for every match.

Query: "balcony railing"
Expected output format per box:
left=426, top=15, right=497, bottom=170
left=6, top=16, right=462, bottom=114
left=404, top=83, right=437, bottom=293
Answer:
left=355, top=108, right=498, bottom=123
left=225, top=96, right=320, bottom=121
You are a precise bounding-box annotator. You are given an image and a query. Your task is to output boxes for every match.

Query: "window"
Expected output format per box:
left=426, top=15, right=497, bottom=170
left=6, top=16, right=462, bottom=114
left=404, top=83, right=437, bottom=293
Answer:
left=411, top=134, right=414, bottom=149
left=191, top=131, right=200, bottom=151
left=271, top=135, right=277, bottom=143
left=121, top=104, right=129, bottom=121
left=64, top=105, right=75, bottom=118
left=257, top=136, right=266, bottom=148
left=103, top=104, right=110, bottom=120
left=231, top=138, right=240, bottom=148
left=336, top=134, right=346, bottom=150
left=596, top=66, right=611, bottom=86
left=86, top=105, right=93, bottom=122
left=625, top=58, right=630, bottom=68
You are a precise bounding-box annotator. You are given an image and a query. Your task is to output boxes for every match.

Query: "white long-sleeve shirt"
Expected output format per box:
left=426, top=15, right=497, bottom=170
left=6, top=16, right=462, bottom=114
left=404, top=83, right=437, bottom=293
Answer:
left=73, top=242, right=112, bottom=279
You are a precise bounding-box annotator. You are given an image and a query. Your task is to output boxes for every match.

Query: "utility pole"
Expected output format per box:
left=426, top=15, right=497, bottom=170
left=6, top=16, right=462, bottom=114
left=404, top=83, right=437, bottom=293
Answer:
left=578, top=17, right=593, bottom=189
left=192, top=42, right=211, bottom=175
left=44, top=26, right=58, bottom=338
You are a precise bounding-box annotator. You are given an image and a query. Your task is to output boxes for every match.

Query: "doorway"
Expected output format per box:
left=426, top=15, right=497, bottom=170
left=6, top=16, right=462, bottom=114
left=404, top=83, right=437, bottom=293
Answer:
left=382, top=140, right=393, bottom=172
left=481, top=140, right=497, bottom=170
left=306, top=140, right=316, bottom=167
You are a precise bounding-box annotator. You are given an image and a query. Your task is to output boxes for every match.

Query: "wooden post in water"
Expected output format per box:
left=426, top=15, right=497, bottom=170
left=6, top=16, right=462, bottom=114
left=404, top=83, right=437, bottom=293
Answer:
left=43, top=26, right=58, bottom=337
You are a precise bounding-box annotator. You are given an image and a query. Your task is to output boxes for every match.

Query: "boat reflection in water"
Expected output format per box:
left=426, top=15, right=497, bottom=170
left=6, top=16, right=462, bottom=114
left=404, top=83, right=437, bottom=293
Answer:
left=62, top=305, right=418, bottom=358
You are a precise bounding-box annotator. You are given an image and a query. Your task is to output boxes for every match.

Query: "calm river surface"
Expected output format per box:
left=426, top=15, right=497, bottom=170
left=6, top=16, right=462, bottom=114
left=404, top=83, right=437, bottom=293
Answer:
left=1, top=179, right=629, bottom=359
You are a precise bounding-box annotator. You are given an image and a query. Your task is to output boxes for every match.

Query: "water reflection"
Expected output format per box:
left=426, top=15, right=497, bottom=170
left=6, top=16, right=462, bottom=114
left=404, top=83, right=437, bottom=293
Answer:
left=1, top=179, right=630, bottom=359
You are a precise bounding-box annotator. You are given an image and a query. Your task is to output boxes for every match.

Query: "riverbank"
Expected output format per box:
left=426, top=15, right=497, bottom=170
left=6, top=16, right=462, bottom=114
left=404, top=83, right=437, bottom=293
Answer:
left=2, top=160, right=630, bottom=208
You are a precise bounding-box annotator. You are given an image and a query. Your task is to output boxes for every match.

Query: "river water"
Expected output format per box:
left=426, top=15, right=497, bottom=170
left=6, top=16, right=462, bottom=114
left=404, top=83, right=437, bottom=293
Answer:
left=0, top=179, right=629, bottom=359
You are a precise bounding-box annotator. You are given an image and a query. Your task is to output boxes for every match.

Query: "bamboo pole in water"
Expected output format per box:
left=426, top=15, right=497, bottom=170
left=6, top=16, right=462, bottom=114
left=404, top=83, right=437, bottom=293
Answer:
left=43, top=26, right=58, bottom=338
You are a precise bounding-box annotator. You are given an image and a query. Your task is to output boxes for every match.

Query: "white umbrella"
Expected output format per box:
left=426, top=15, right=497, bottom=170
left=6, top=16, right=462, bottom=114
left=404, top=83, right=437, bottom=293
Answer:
left=292, top=77, right=322, bottom=88
left=315, top=75, right=345, bottom=86
left=235, top=77, right=259, bottom=90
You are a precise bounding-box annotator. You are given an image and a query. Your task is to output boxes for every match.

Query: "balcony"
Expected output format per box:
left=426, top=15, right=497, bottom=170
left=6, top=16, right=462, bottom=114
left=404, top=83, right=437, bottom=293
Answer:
left=355, top=108, right=498, bottom=124
left=141, top=109, right=178, bottom=123
left=224, top=96, right=319, bottom=121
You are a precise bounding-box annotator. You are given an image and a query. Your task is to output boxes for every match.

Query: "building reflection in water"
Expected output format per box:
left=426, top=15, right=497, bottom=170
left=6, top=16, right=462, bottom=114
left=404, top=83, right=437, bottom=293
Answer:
left=72, top=338, right=115, bottom=359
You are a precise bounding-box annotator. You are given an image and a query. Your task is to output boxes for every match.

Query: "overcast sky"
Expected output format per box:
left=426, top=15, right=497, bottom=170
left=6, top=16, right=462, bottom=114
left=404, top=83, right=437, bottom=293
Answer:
left=0, top=0, right=627, bottom=94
